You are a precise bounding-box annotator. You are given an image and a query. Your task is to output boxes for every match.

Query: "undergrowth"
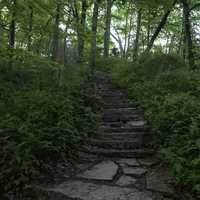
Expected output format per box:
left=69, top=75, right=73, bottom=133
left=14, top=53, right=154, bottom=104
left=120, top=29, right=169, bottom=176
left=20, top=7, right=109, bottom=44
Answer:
left=97, top=54, right=200, bottom=199
left=0, top=49, right=99, bottom=196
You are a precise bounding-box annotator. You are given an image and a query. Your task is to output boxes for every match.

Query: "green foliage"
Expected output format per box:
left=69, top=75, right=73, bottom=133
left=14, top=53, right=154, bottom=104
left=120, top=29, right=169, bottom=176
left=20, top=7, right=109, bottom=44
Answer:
left=0, top=48, right=98, bottom=195
left=101, top=54, right=200, bottom=199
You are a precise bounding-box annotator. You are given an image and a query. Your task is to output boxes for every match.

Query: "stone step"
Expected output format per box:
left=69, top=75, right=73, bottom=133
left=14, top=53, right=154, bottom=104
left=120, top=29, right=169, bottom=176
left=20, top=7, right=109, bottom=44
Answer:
left=98, top=124, right=150, bottom=132
left=102, top=108, right=143, bottom=119
left=103, top=107, right=139, bottom=114
left=82, top=146, right=155, bottom=158
left=95, top=131, right=152, bottom=141
left=100, top=92, right=124, bottom=97
left=102, top=113, right=143, bottom=123
left=103, top=103, right=138, bottom=109
left=28, top=180, right=156, bottom=200
left=83, top=138, right=151, bottom=149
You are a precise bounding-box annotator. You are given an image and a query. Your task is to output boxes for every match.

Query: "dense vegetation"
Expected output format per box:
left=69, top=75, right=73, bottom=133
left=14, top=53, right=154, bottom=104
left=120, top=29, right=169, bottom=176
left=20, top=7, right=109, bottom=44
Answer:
left=0, top=49, right=100, bottom=196
left=97, top=55, right=200, bottom=199
left=1, top=0, right=200, bottom=199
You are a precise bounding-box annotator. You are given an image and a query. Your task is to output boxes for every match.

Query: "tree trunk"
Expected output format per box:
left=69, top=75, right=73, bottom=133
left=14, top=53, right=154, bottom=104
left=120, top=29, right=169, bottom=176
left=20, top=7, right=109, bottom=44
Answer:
left=90, top=0, right=99, bottom=67
left=147, top=9, right=151, bottom=47
left=178, top=8, right=186, bottom=58
left=126, top=14, right=134, bottom=59
left=168, top=35, right=175, bottom=54
left=9, top=0, right=17, bottom=48
left=182, top=0, right=195, bottom=68
left=103, top=0, right=112, bottom=58
left=144, top=0, right=177, bottom=53
left=123, top=8, right=129, bottom=58
left=52, top=2, right=60, bottom=61
left=111, top=32, right=123, bottom=57
left=0, top=15, right=3, bottom=48
left=77, top=0, right=87, bottom=62
left=64, top=25, right=68, bottom=67
left=27, top=6, right=33, bottom=51
left=133, top=8, right=142, bottom=60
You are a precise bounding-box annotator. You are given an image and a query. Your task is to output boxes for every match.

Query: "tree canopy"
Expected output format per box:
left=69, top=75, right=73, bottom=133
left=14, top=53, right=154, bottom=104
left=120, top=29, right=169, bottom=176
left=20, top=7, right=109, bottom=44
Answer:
left=0, top=0, right=200, bottom=68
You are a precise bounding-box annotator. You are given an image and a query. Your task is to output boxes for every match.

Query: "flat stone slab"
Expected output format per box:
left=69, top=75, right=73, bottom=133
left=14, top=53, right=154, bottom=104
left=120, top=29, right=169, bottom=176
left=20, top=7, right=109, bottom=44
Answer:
left=127, top=121, right=146, bottom=127
left=116, top=175, right=137, bottom=186
left=146, top=169, right=174, bottom=195
left=117, top=158, right=140, bottom=167
left=49, top=180, right=154, bottom=200
left=77, top=161, right=118, bottom=181
left=138, top=158, right=159, bottom=167
left=123, top=167, right=147, bottom=177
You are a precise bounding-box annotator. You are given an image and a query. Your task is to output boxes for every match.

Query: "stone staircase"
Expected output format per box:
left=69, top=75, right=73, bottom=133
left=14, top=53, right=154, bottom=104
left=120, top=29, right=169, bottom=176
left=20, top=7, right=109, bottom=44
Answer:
left=81, top=71, right=155, bottom=159
left=28, top=71, right=177, bottom=200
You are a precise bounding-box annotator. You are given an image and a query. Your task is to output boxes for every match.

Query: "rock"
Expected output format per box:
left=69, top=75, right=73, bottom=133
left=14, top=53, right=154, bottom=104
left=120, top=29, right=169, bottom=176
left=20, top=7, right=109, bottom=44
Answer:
left=123, top=167, right=147, bottom=177
left=77, top=161, right=118, bottom=181
left=117, top=158, right=140, bottom=167
left=127, top=121, right=146, bottom=127
left=138, top=158, right=159, bottom=167
left=146, top=169, right=174, bottom=195
left=49, top=180, right=154, bottom=200
left=116, top=175, right=137, bottom=186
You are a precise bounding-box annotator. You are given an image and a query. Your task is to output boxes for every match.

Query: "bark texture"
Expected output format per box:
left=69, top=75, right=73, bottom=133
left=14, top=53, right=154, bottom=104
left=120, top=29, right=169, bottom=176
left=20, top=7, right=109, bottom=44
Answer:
left=90, top=0, right=99, bottom=67
left=182, top=0, right=195, bottom=68
left=104, top=0, right=112, bottom=58
left=77, top=0, right=87, bottom=62
left=9, top=0, right=17, bottom=48
left=27, top=6, right=33, bottom=51
left=133, top=8, right=142, bottom=60
left=52, top=2, right=61, bottom=61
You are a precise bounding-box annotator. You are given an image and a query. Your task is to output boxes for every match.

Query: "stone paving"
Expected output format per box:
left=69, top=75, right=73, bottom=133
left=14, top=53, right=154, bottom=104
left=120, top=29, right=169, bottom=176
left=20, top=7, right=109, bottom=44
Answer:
left=32, top=71, right=177, bottom=200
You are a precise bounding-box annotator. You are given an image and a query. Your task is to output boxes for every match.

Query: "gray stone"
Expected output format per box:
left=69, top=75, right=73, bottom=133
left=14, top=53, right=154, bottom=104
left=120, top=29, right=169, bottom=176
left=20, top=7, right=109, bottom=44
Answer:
left=117, top=158, right=140, bottom=167
left=49, top=180, right=154, bottom=200
left=138, top=158, right=158, bottom=167
left=116, top=175, right=137, bottom=186
left=146, top=169, right=174, bottom=195
left=123, top=167, right=147, bottom=177
left=127, top=121, right=147, bottom=127
left=77, top=161, right=118, bottom=181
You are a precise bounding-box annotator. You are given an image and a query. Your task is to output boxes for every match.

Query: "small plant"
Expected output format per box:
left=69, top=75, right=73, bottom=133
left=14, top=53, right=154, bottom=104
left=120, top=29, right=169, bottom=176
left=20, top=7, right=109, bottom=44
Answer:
left=101, top=54, right=200, bottom=199
left=0, top=49, right=98, bottom=196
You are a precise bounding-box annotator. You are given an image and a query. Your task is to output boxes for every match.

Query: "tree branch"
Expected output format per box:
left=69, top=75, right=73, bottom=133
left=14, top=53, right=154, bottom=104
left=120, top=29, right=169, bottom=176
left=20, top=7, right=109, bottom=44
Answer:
left=190, top=3, right=200, bottom=11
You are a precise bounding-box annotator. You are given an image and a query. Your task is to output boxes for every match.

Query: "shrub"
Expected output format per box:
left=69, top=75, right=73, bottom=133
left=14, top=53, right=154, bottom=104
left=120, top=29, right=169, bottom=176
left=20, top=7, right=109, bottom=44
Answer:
left=102, top=54, right=200, bottom=199
left=0, top=49, right=97, bottom=195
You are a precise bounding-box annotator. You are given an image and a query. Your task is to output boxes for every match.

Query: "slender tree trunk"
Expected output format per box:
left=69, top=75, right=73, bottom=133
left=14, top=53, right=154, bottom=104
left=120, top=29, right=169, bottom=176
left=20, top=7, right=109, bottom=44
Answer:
left=64, top=25, right=68, bottom=67
left=165, top=35, right=170, bottom=54
left=90, top=0, right=99, bottom=67
left=169, top=35, right=175, bottom=54
left=27, top=6, right=33, bottom=51
left=144, top=0, right=177, bottom=53
left=182, top=0, right=195, bottom=68
left=178, top=8, right=186, bottom=57
left=9, top=0, right=17, bottom=48
left=103, top=0, right=112, bottom=58
left=126, top=14, right=134, bottom=59
left=77, top=0, right=87, bottom=62
left=147, top=9, right=151, bottom=47
left=52, top=2, right=61, bottom=61
left=111, top=32, right=123, bottom=57
left=133, top=8, right=142, bottom=60
left=123, top=9, right=129, bottom=58
left=0, top=16, right=3, bottom=48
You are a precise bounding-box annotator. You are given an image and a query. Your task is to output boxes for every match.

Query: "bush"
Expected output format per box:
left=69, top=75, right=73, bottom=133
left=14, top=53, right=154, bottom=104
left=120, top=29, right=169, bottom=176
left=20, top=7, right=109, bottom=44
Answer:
left=101, top=54, right=200, bottom=199
left=0, top=49, right=98, bottom=195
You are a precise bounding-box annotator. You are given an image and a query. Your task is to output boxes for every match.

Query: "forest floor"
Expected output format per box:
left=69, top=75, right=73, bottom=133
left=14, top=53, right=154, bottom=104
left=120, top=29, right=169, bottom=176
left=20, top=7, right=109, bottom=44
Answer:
left=25, top=71, right=180, bottom=200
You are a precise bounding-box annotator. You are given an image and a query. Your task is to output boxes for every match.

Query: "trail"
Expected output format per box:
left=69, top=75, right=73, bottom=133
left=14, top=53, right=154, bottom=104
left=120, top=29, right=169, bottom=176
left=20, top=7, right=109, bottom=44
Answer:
left=31, top=71, right=176, bottom=200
